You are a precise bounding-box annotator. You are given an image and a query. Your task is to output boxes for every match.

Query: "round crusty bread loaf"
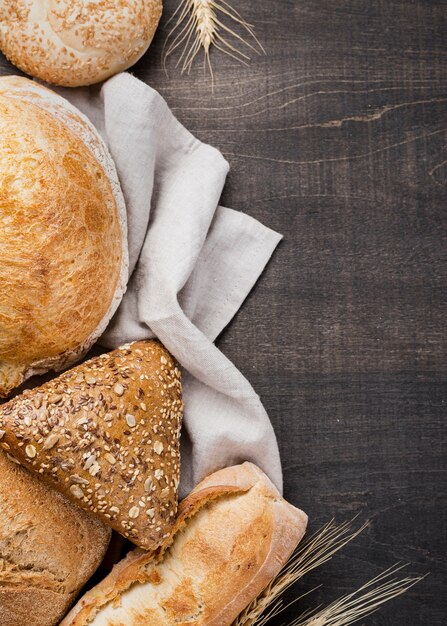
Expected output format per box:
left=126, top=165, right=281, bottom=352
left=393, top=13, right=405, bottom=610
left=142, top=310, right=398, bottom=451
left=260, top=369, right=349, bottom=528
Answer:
left=0, top=0, right=163, bottom=87
left=0, top=76, right=128, bottom=398
left=0, top=450, right=111, bottom=626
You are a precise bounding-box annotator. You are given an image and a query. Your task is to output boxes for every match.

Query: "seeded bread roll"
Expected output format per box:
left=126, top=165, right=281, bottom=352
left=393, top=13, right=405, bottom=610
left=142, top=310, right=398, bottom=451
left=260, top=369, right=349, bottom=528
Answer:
left=0, top=450, right=110, bottom=626
left=0, top=76, right=128, bottom=398
left=61, top=463, right=308, bottom=626
left=0, top=0, right=162, bottom=87
left=0, top=340, right=183, bottom=550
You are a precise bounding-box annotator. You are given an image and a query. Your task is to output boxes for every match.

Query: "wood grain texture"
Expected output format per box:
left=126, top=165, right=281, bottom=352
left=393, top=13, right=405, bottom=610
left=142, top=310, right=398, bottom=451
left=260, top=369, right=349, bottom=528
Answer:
left=1, top=0, right=445, bottom=623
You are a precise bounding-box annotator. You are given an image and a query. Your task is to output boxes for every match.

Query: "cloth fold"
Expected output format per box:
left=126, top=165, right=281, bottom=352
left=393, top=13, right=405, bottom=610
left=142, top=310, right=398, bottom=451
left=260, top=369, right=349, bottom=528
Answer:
left=58, top=73, right=283, bottom=496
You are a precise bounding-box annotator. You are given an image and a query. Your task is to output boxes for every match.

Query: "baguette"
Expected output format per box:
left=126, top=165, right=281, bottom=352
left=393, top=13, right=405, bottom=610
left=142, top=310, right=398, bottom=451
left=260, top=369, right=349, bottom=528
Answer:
left=61, top=463, right=308, bottom=626
left=0, top=450, right=110, bottom=626
left=0, top=340, right=183, bottom=550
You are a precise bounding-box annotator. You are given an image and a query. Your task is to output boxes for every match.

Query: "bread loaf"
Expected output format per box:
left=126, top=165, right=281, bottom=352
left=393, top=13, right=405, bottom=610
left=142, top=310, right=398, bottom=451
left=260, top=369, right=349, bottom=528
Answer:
left=0, top=1, right=163, bottom=87
left=0, top=76, right=127, bottom=398
left=0, top=450, right=110, bottom=626
left=0, top=340, right=183, bottom=550
left=61, top=463, right=308, bottom=626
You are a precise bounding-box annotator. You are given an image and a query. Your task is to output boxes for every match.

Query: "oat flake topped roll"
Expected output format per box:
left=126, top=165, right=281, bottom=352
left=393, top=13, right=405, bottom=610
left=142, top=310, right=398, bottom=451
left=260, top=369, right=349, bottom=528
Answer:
left=0, top=340, right=183, bottom=551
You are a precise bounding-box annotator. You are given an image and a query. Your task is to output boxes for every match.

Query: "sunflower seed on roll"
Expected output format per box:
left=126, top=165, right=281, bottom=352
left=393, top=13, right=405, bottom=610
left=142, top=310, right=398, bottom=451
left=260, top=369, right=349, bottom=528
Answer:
left=0, top=340, right=183, bottom=551
left=0, top=0, right=163, bottom=87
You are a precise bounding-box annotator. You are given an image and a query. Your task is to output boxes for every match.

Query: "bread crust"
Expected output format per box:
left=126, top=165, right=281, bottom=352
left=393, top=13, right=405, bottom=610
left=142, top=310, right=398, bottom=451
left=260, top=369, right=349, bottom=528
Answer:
left=0, top=450, right=111, bottom=626
left=0, top=1, right=163, bottom=86
left=0, top=76, right=128, bottom=397
left=60, top=463, right=308, bottom=626
left=0, top=340, right=183, bottom=550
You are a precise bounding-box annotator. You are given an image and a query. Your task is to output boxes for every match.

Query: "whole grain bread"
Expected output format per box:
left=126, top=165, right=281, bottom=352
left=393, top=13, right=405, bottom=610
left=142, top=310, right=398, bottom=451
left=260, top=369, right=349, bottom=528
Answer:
left=61, top=463, right=308, bottom=626
left=0, top=340, right=183, bottom=550
left=0, top=450, right=110, bottom=626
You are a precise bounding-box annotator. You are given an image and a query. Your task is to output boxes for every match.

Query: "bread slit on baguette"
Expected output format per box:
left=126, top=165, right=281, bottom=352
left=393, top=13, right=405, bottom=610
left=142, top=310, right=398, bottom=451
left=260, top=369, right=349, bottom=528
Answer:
left=0, top=340, right=183, bottom=550
left=0, top=449, right=111, bottom=626
left=61, top=463, right=308, bottom=626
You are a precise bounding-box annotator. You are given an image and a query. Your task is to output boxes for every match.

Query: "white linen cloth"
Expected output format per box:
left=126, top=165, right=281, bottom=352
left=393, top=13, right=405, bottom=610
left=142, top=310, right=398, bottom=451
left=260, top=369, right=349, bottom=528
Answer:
left=57, top=73, right=283, bottom=496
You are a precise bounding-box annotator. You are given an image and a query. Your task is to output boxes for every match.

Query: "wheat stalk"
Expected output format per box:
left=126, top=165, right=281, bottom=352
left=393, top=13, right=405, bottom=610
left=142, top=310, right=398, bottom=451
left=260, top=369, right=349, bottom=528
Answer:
left=162, top=0, right=264, bottom=82
left=234, top=520, right=423, bottom=626
left=292, top=564, right=424, bottom=626
left=234, top=519, right=368, bottom=626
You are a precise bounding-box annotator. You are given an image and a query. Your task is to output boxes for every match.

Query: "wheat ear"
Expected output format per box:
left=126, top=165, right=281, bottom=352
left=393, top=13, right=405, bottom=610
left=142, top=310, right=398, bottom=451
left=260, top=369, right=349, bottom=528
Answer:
left=162, top=0, right=264, bottom=81
left=292, top=564, right=424, bottom=626
left=234, top=519, right=368, bottom=626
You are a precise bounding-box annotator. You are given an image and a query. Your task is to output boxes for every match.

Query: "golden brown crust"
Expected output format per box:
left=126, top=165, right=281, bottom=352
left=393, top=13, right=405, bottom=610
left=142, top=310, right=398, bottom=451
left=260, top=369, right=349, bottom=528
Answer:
left=0, top=340, right=183, bottom=550
left=0, top=0, right=163, bottom=87
left=0, top=588, right=71, bottom=626
left=61, top=463, right=308, bottom=626
left=0, top=76, right=127, bottom=398
left=0, top=450, right=111, bottom=626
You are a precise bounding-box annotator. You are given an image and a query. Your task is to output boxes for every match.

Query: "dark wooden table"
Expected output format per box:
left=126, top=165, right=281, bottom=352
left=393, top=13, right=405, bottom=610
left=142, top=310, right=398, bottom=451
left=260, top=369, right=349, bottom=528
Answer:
left=1, top=1, right=445, bottom=624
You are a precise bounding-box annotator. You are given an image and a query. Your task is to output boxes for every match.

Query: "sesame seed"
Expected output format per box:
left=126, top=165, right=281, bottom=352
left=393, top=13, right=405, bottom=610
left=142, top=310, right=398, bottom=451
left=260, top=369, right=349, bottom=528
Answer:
left=0, top=430, right=5, bottom=440
left=144, top=477, right=153, bottom=492
left=104, top=453, right=116, bottom=465
left=25, top=444, right=36, bottom=458
left=129, top=506, right=140, bottom=519
left=42, top=433, right=59, bottom=450
left=70, top=474, right=89, bottom=485
left=49, top=394, right=63, bottom=404
left=83, top=454, right=96, bottom=470
left=153, top=441, right=163, bottom=455
left=70, top=484, right=84, bottom=499
left=114, top=383, right=124, bottom=396
left=89, top=462, right=101, bottom=476
left=126, top=414, right=136, bottom=428
left=85, top=375, right=96, bottom=385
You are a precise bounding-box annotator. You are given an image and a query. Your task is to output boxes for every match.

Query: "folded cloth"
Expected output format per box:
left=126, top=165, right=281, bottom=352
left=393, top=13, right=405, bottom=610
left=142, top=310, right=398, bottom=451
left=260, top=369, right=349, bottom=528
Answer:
left=56, top=73, right=283, bottom=497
